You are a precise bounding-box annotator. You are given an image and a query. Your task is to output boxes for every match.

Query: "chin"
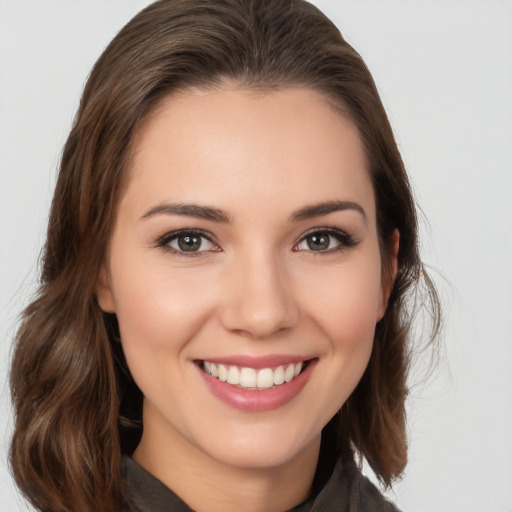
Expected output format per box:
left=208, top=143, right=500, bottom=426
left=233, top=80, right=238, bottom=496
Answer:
left=195, top=422, right=320, bottom=470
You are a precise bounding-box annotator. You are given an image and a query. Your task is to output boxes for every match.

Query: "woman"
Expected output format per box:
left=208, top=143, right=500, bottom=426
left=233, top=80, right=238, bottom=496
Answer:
left=10, top=0, right=440, bottom=511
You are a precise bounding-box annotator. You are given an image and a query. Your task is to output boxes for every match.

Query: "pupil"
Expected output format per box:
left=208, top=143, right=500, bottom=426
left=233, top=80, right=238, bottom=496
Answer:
left=178, top=235, right=201, bottom=251
left=307, top=234, right=329, bottom=251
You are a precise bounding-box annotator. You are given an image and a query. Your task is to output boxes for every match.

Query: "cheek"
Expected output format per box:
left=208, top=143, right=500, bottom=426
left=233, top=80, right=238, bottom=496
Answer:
left=290, top=257, right=382, bottom=429
left=108, top=248, right=218, bottom=360
left=300, top=257, right=383, bottom=346
left=109, top=260, right=220, bottom=406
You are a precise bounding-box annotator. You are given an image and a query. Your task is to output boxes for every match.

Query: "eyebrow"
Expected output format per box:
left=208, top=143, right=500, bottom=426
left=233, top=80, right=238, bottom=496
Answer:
left=290, top=200, right=366, bottom=222
left=141, top=203, right=231, bottom=223
left=141, top=200, right=366, bottom=224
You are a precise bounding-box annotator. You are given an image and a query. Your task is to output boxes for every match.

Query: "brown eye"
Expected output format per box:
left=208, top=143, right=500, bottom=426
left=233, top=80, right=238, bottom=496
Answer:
left=177, top=234, right=202, bottom=252
left=306, top=233, right=330, bottom=251
left=295, top=229, right=357, bottom=253
left=160, top=230, right=218, bottom=254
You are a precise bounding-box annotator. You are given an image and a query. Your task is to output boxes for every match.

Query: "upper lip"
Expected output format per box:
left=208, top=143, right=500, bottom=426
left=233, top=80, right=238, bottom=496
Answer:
left=196, top=354, right=316, bottom=369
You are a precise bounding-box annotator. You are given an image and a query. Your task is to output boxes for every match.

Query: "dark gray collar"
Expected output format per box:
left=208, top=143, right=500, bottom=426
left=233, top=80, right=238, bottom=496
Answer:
left=121, top=455, right=399, bottom=512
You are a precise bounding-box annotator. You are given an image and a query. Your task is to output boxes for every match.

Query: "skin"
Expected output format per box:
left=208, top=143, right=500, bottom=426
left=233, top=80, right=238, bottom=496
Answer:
left=96, top=86, right=398, bottom=512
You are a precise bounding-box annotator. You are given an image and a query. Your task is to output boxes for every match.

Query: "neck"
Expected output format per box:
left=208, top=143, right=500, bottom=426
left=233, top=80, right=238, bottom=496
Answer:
left=133, top=412, right=320, bottom=512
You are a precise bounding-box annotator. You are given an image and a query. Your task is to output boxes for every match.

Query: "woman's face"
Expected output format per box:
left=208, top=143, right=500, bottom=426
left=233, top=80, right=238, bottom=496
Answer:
left=97, top=86, right=391, bottom=470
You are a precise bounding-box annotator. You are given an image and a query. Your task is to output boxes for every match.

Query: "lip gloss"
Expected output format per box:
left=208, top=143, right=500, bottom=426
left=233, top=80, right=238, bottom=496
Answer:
left=197, top=359, right=317, bottom=412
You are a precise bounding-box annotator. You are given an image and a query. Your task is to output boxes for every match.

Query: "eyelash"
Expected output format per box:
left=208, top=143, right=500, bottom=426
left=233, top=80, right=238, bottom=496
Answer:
left=293, top=227, right=358, bottom=254
left=155, top=229, right=220, bottom=257
left=154, top=227, right=358, bottom=257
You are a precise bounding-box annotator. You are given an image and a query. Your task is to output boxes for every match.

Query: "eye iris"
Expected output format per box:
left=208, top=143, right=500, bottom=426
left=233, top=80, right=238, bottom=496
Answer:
left=178, top=235, right=201, bottom=251
left=307, top=233, right=330, bottom=251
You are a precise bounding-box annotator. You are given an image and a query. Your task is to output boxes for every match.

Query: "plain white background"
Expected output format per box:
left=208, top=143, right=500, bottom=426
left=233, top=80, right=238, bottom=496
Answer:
left=1, top=1, right=511, bottom=510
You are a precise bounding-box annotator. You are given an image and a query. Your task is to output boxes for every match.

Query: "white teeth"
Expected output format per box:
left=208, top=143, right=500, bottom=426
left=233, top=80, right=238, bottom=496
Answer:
left=240, top=367, right=257, bottom=388
left=218, top=364, right=228, bottom=382
left=273, top=366, right=285, bottom=385
left=227, top=366, right=240, bottom=385
left=257, top=368, right=274, bottom=389
left=203, top=360, right=306, bottom=389
left=284, top=364, right=295, bottom=383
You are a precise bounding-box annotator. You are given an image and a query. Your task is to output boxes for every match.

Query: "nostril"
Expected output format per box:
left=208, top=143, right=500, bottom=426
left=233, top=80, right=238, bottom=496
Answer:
left=219, top=297, right=300, bottom=339
left=216, top=262, right=300, bottom=338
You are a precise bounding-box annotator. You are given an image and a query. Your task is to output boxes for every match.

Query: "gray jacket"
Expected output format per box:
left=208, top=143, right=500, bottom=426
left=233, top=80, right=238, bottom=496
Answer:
left=121, top=455, right=400, bottom=512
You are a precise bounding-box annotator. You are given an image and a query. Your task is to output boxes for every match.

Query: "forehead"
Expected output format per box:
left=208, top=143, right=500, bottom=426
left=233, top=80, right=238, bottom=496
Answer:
left=124, top=86, right=375, bottom=221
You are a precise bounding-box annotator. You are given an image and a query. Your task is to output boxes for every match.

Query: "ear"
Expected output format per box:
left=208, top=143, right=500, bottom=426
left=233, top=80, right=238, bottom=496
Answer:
left=377, top=229, right=400, bottom=320
left=95, top=264, right=116, bottom=313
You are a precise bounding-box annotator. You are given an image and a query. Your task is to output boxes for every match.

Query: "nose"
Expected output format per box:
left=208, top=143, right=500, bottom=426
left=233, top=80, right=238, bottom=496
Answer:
left=218, top=250, right=300, bottom=339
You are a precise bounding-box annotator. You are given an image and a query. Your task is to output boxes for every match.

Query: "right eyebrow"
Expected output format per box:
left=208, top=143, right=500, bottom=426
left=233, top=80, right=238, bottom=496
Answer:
left=140, top=202, right=231, bottom=223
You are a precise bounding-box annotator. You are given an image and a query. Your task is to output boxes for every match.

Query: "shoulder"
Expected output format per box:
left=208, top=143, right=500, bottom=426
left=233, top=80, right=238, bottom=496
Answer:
left=312, top=456, right=401, bottom=512
left=351, top=471, right=400, bottom=512
left=120, top=456, right=193, bottom=512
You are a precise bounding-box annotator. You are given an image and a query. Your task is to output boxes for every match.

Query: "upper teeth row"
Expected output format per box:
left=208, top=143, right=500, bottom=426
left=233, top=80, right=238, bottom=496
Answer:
left=203, top=361, right=303, bottom=390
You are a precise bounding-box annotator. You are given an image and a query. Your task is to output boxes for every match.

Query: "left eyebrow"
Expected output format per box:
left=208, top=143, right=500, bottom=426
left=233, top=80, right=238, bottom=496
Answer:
left=290, top=200, right=366, bottom=223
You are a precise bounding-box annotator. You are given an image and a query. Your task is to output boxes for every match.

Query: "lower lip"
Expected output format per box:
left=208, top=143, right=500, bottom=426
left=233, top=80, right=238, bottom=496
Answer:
left=197, top=360, right=317, bottom=412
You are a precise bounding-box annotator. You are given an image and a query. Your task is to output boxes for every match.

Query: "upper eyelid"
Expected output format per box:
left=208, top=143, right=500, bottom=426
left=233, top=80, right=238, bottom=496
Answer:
left=154, top=229, right=221, bottom=256
left=157, top=228, right=217, bottom=243
left=154, top=226, right=355, bottom=250
left=293, top=226, right=357, bottom=251
left=301, top=226, right=346, bottom=234
left=295, top=226, right=352, bottom=241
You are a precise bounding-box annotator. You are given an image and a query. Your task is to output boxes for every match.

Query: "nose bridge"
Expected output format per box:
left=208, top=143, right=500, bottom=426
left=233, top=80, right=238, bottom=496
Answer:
left=219, top=245, right=299, bottom=338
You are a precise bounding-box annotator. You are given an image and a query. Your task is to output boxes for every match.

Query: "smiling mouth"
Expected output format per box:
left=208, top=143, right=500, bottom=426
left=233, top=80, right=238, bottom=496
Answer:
left=199, top=360, right=312, bottom=390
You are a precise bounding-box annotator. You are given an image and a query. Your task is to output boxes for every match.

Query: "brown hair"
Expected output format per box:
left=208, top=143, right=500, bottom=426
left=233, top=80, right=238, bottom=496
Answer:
left=10, top=0, right=441, bottom=510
